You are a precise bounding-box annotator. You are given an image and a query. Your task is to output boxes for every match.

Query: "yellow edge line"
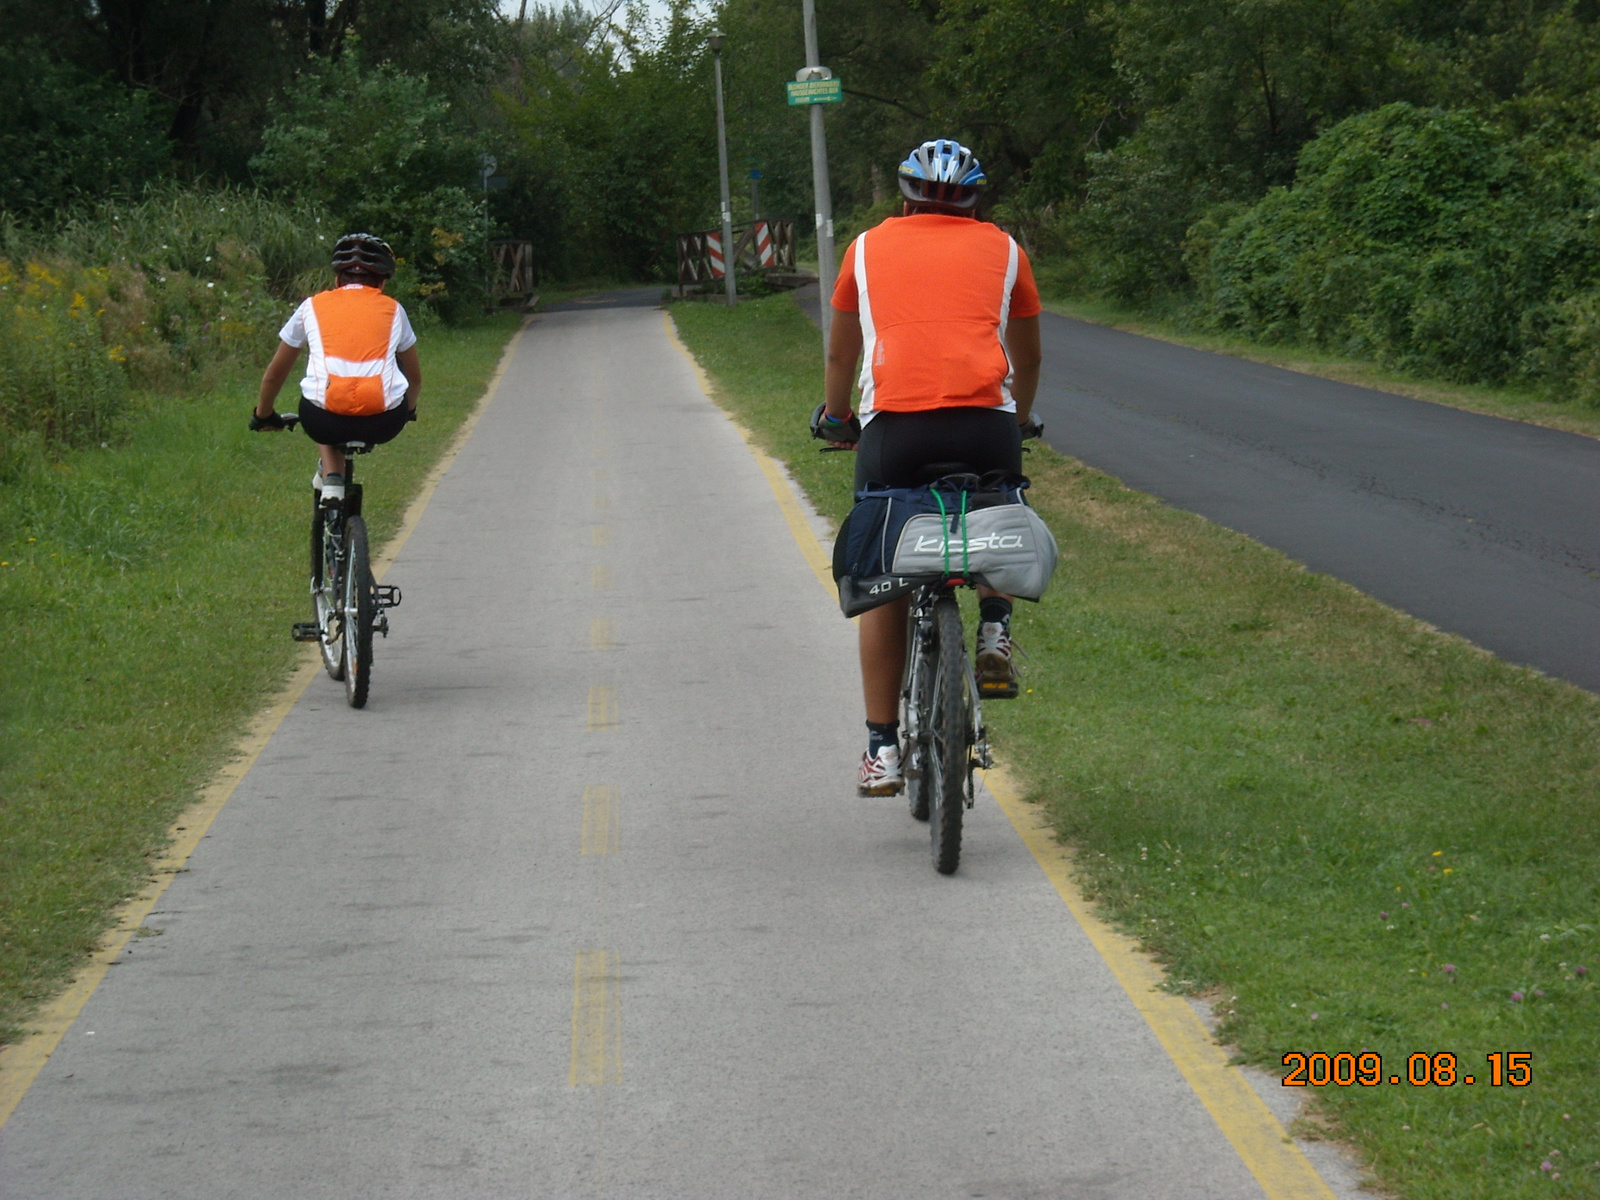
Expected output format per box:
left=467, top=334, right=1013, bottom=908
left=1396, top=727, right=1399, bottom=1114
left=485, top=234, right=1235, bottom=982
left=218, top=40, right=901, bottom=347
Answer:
left=661, top=310, right=836, bottom=598
left=664, top=307, right=1336, bottom=1200
left=0, top=318, right=529, bottom=1130
left=981, top=766, right=1337, bottom=1200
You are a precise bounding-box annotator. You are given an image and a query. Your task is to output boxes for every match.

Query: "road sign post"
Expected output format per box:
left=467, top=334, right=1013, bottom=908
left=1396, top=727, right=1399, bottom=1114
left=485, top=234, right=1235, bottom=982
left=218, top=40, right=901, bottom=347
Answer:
left=709, top=33, right=737, bottom=307
left=796, top=0, right=838, bottom=369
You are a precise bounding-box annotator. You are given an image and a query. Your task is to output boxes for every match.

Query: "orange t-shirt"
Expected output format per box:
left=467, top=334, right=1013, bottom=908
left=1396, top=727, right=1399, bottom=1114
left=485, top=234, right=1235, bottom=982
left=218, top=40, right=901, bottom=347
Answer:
left=831, top=214, right=1040, bottom=419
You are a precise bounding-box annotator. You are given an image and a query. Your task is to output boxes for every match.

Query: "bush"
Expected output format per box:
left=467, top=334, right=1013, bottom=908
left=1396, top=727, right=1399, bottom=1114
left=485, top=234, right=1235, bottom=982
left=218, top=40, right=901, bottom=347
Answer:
left=251, top=59, right=487, bottom=319
left=1197, top=104, right=1600, bottom=388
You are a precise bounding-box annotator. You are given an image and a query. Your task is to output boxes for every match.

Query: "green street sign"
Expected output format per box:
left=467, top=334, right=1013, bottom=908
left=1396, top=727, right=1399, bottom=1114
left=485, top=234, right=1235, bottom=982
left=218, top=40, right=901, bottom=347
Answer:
left=787, top=78, right=843, bottom=105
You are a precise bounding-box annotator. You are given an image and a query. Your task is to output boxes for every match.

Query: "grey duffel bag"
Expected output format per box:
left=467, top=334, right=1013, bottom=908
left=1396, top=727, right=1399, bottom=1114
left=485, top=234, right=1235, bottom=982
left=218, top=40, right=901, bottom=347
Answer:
left=889, top=499, right=1058, bottom=600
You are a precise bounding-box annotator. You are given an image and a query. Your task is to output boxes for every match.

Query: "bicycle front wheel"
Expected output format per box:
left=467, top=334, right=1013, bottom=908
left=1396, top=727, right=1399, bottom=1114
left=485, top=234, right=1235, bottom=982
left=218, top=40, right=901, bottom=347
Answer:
left=928, top=594, right=971, bottom=875
left=311, top=506, right=345, bottom=681
left=342, top=515, right=375, bottom=708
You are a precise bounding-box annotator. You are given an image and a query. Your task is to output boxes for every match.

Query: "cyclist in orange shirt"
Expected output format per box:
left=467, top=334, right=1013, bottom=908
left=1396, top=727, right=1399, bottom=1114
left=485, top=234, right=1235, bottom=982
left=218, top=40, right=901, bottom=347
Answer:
left=251, top=234, right=421, bottom=506
left=817, top=141, right=1043, bottom=796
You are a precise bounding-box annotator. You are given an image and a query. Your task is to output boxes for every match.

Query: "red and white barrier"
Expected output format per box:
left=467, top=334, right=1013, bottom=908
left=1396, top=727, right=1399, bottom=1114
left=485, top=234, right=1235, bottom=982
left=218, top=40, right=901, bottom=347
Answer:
left=707, top=233, right=725, bottom=279
left=754, top=221, right=774, bottom=267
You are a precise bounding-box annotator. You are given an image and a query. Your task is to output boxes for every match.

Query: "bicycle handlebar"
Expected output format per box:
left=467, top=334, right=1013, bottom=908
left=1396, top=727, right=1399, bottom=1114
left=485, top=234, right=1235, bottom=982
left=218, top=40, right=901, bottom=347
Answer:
left=250, top=411, right=299, bottom=432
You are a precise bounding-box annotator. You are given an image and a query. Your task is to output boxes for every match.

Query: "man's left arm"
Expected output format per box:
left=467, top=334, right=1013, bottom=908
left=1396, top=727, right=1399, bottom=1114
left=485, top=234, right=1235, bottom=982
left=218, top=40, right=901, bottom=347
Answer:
left=1005, top=315, right=1041, bottom=424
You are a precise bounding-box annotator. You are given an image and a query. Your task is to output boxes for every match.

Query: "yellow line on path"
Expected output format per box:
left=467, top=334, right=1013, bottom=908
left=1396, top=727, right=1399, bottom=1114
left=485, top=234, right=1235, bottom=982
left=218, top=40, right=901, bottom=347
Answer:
left=0, top=318, right=529, bottom=1131
left=592, top=525, right=610, bottom=546
left=592, top=565, right=613, bottom=590
left=588, top=686, right=618, bottom=730
left=590, top=617, right=615, bottom=650
left=569, top=950, right=622, bottom=1085
left=982, top=767, right=1337, bottom=1200
left=663, top=307, right=1337, bottom=1200
left=581, top=786, right=620, bottom=856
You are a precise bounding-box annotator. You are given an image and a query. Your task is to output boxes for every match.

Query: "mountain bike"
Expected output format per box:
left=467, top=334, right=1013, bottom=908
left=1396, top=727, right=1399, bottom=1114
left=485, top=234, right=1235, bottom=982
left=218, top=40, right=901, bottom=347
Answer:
left=900, top=524, right=992, bottom=876
left=259, top=418, right=401, bottom=708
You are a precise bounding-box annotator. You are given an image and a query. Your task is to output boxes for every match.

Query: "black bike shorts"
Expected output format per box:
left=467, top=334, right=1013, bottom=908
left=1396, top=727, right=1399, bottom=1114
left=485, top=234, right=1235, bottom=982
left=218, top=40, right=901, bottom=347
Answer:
left=298, top=397, right=410, bottom=447
left=854, top=407, right=1022, bottom=492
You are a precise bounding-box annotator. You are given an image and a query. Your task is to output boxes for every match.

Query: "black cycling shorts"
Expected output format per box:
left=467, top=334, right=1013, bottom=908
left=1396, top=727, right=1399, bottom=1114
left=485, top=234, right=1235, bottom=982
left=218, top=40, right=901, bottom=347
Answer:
left=854, top=407, right=1022, bottom=491
left=298, top=397, right=410, bottom=447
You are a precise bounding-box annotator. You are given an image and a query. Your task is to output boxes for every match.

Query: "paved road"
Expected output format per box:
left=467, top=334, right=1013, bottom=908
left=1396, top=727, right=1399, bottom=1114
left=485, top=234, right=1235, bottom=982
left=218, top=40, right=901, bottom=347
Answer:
left=1033, top=317, right=1600, bottom=691
left=0, top=306, right=1314, bottom=1197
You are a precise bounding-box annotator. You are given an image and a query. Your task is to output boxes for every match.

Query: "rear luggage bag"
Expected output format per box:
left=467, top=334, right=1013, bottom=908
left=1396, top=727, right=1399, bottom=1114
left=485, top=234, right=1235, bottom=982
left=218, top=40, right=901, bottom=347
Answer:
left=832, top=474, right=1058, bottom=617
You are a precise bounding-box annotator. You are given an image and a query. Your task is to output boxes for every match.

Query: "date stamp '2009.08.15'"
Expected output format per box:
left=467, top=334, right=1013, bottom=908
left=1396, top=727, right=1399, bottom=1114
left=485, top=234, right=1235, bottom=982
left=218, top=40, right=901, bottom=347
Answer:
left=1282, top=1051, right=1532, bottom=1088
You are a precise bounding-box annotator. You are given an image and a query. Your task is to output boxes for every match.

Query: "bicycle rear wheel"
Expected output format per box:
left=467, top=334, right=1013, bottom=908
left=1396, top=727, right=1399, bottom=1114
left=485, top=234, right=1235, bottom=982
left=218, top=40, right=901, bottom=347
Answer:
left=311, top=505, right=345, bottom=681
left=928, top=594, right=971, bottom=875
left=342, top=515, right=375, bottom=708
left=903, top=608, right=936, bottom=823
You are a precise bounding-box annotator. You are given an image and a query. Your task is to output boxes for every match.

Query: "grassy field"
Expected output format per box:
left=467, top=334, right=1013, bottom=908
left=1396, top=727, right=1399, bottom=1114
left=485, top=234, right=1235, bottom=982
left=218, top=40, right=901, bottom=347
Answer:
left=672, top=293, right=1600, bottom=1200
left=1044, top=294, right=1600, bottom=441
left=0, top=312, right=521, bottom=1047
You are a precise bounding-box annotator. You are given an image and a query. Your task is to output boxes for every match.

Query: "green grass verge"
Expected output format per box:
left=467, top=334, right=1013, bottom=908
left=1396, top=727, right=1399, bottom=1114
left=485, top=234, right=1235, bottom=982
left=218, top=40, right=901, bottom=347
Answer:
left=671, top=293, right=1600, bottom=1200
left=0, top=312, right=522, bottom=1047
left=1043, top=293, right=1600, bottom=441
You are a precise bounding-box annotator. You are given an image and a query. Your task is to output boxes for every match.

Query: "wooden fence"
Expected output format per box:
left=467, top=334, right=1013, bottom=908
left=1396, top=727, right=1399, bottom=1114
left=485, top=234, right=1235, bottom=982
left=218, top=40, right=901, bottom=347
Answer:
left=489, top=240, right=535, bottom=302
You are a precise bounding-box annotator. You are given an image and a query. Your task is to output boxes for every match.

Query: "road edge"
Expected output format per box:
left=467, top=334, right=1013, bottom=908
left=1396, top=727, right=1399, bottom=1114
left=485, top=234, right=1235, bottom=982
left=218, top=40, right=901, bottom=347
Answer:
left=0, top=318, right=529, bottom=1130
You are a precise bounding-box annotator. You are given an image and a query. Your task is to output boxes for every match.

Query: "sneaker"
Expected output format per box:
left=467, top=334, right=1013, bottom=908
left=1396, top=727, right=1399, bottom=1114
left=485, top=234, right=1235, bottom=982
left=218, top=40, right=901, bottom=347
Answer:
left=858, top=744, right=905, bottom=796
left=316, top=471, right=345, bottom=508
left=976, top=621, right=1019, bottom=698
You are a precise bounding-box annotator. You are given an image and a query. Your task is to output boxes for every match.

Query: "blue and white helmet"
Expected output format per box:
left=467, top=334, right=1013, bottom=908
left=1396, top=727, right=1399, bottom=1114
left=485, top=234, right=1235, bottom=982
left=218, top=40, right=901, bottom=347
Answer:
left=898, top=139, right=986, bottom=210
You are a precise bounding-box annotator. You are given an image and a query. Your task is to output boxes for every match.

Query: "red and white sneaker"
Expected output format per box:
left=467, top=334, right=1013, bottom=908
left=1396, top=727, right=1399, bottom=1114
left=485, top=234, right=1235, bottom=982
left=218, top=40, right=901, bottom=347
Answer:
left=858, top=744, right=905, bottom=796
left=976, top=621, right=1019, bottom=698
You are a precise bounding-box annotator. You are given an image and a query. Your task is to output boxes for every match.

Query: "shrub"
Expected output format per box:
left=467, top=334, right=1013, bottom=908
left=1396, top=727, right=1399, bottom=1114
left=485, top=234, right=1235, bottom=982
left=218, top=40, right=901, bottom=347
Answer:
left=1197, top=104, right=1600, bottom=388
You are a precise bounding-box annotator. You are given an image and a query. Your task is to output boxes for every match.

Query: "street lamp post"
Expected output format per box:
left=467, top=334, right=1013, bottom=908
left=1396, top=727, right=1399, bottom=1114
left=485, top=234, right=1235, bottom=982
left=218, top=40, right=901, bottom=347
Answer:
left=708, top=33, right=737, bottom=307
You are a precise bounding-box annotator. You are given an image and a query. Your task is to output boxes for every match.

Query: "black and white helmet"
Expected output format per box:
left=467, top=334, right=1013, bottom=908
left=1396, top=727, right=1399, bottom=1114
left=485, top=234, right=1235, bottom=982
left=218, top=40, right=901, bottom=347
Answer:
left=897, top=139, right=986, bottom=210
left=331, top=232, right=396, bottom=280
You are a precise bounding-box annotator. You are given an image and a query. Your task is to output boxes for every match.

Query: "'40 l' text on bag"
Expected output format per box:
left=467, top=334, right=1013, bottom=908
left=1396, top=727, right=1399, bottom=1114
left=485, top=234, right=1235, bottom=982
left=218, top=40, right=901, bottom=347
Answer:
left=832, top=474, right=1058, bottom=617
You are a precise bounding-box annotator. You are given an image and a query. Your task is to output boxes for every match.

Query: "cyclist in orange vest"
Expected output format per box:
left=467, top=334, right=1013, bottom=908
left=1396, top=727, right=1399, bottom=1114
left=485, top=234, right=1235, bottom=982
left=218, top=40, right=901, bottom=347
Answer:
left=818, top=140, right=1043, bottom=797
left=252, top=233, right=420, bottom=506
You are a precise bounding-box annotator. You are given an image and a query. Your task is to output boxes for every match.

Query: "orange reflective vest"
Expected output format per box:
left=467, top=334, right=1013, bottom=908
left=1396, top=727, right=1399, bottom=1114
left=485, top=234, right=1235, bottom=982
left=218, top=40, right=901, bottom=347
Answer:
left=296, top=286, right=411, bottom=416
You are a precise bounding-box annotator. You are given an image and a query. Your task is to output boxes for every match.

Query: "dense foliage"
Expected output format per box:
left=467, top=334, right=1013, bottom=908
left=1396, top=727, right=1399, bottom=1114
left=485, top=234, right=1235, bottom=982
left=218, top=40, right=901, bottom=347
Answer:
left=12, top=0, right=1600, bottom=397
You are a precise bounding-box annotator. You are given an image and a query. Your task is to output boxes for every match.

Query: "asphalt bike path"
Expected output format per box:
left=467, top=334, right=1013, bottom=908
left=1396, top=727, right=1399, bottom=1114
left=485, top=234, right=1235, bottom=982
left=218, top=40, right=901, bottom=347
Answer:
left=2, top=305, right=1335, bottom=1198
left=1032, top=316, right=1600, bottom=692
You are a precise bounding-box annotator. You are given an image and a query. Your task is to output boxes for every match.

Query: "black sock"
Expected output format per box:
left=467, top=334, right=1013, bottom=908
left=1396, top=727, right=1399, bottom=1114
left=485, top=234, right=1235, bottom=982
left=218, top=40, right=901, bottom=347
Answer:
left=979, top=597, right=1013, bottom=626
left=867, top=720, right=900, bottom=757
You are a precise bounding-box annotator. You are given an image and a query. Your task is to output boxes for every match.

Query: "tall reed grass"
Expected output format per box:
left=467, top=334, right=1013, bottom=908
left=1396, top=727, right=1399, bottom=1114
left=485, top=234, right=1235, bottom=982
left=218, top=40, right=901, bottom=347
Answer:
left=1, top=185, right=336, bottom=462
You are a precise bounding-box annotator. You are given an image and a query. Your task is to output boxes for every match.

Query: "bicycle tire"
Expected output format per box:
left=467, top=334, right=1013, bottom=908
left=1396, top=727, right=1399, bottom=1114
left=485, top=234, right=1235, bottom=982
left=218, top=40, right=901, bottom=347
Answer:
left=903, top=611, right=936, bottom=823
left=928, top=594, right=970, bottom=875
left=311, top=505, right=345, bottom=681
left=342, top=515, right=375, bottom=708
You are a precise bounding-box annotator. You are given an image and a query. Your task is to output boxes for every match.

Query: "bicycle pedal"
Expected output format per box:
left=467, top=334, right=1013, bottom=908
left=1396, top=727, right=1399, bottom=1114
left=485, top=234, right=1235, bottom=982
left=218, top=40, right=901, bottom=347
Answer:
left=374, top=584, right=402, bottom=609
left=291, top=622, right=323, bottom=643
left=978, top=680, right=1019, bottom=699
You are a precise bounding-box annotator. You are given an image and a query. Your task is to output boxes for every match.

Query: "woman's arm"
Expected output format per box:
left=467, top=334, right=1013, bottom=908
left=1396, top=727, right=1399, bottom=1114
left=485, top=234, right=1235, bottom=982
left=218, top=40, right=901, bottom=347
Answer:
left=256, top=341, right=301, bottom=419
